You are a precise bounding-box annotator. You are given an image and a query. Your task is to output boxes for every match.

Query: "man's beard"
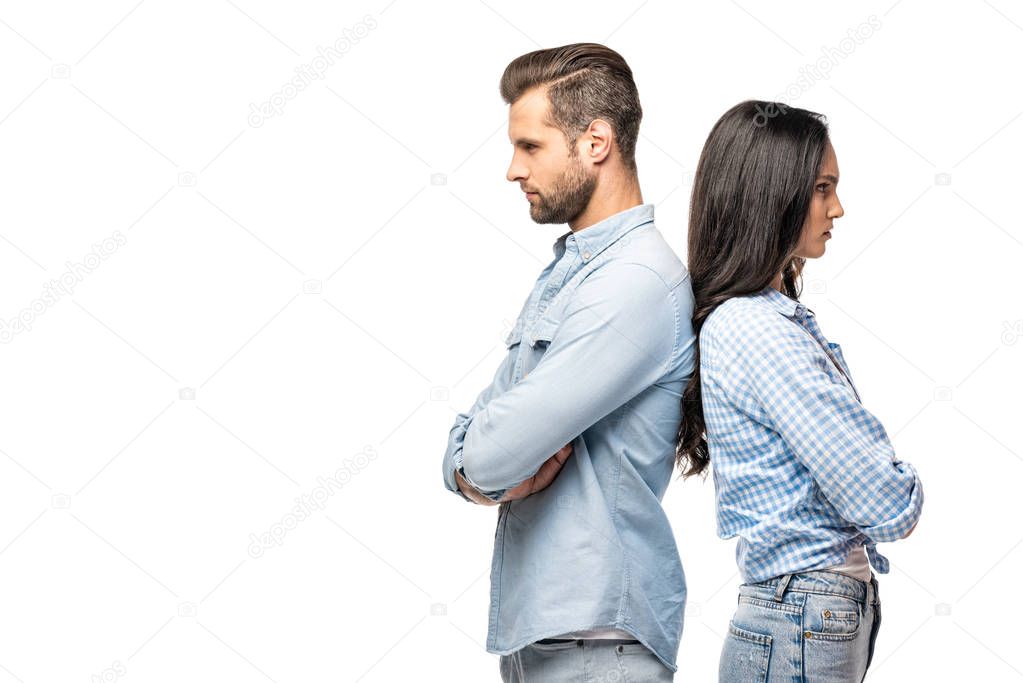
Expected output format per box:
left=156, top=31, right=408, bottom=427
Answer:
left=529, top=155, right=597, bottom=225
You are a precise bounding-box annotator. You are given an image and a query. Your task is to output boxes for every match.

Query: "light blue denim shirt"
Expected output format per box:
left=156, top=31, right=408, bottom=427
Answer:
left=441, top=204, right=696, bottom=673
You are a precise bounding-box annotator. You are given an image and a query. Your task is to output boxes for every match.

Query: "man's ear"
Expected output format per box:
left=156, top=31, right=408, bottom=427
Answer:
left=582, top=119, right=613, bottom=165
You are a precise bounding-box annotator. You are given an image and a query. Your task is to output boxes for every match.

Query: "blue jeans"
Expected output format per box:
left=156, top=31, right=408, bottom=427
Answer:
left=499, top=638, right=674, bottom=682
left=719, top=570, right=881, bottom=682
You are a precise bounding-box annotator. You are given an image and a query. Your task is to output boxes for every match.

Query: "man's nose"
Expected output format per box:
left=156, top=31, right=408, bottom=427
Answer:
left=506, top=158, right=526, bottom=183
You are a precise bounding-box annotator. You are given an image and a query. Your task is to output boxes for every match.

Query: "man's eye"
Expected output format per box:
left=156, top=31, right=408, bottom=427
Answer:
left=816, top=183, right=829, bottom=193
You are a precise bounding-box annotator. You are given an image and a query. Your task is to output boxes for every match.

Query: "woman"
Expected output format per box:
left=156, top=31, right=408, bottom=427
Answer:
left=675, top=101, right=923, bottom=682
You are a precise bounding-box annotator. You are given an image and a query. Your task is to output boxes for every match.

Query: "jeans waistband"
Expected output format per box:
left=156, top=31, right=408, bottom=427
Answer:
left=748, top=569, right=878, bottom=604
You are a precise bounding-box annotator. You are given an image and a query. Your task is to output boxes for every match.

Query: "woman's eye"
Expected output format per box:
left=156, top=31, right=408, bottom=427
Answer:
left=816, top=183, right=829, bottom=193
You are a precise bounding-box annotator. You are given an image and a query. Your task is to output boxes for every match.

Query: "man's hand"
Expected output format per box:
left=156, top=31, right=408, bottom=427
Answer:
left=455, top=442, right=575, bottom=505
left=455, top=468, right=500, bottom=506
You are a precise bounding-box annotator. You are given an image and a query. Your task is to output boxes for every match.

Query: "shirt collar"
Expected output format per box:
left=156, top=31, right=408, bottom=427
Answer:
left=757, top=285, right=814, bottom=320
left=552, top=203, right=655, bottom=259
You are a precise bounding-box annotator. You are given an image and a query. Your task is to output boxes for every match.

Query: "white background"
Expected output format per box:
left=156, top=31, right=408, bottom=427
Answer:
left=0, top=1, right=1020, bottom=681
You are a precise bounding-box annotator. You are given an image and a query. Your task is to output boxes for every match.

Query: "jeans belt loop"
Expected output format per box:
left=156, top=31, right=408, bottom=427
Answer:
left=773, top=573, right=793, bottom=602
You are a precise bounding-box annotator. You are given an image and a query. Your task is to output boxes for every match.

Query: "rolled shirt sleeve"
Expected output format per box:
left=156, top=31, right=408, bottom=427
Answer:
left=441, top=350, right=516, bottom=502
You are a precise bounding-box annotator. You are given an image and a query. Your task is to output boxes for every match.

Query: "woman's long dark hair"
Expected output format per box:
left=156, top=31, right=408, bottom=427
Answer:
left=675, top=100, right=830, bottom=478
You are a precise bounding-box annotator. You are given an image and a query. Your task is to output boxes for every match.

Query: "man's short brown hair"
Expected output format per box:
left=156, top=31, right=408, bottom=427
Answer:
left=500, top=43, right=642, bottom=170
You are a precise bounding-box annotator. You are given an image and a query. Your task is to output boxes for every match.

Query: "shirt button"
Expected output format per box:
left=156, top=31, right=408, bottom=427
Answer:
left=803, top=631, right=813, bottom=639
left=823, top=610, right=832, bottom=618
left=616, top=645, right=624, bottom=653
left=582, top=251, right=591, bottom=260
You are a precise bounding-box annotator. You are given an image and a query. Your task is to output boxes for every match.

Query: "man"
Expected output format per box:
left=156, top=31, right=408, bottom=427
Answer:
left=441, top=43, right=695, bottom=681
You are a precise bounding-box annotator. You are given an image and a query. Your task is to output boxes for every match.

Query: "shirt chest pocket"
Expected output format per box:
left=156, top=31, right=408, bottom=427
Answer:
left=504, top=314, right=560, bottom=382
left=524, top=316, right=558, bottom=348
left=824, top=341, right=860, bottom=400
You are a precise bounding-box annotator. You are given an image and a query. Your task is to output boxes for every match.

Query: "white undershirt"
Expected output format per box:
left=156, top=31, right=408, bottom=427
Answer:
left=547, top=627, right=636, bottom=640
left=826, top=544, right=871, bottom=582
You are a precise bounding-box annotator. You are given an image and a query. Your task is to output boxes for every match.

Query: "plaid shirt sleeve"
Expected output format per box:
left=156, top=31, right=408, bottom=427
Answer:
left=716, top=308, right=923, bottom=544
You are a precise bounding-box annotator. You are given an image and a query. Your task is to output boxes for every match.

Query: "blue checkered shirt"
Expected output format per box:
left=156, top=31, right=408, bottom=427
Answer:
left=699, top=286, right=923, bottom=583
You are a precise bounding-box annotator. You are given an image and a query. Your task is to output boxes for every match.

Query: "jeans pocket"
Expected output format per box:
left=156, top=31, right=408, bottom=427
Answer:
left=803, top=593, right=862, bottom=640
left=614, top=645, right=674, bottom=682
left=800, top=592, right=873, bottom=682
left=719, top=621, right=771, bottom=683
